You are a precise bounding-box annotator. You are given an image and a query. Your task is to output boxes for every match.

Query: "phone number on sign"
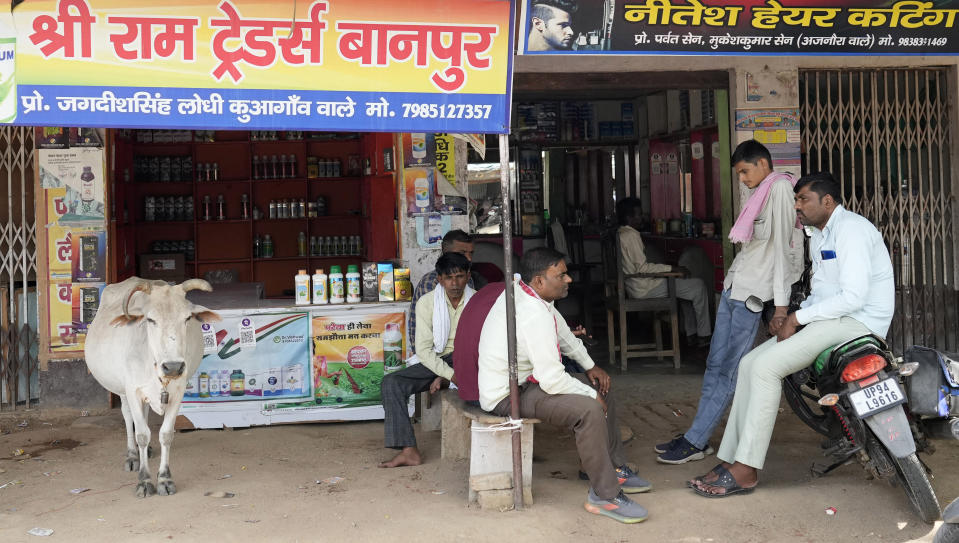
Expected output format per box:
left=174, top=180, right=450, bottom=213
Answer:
left=402, top=103, right=493, bottom=119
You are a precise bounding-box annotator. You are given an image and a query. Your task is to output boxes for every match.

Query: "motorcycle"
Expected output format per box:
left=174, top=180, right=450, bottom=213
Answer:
left=936, top=497, right=959, bottom=543
left=783, top=334, right=942, bottom=523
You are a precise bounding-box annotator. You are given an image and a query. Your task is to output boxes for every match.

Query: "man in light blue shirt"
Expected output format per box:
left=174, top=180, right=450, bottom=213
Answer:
left=691, top=172, right=895, bottom=498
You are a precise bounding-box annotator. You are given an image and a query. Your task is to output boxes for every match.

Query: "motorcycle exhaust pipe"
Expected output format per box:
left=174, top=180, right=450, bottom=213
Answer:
left=925, top=417, right=959, bottom=440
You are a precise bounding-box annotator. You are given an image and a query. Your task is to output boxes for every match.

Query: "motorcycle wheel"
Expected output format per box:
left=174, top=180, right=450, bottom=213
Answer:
left=935, top=522, right=959, bottom=543
left=782, top=376, right=834, bottom=437
left=892, top=452, right=941, bottom=524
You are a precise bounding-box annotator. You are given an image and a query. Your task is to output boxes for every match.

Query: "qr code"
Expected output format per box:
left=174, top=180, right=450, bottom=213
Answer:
left=203, top=334, right=215, bottom=351
left=240, top=329, right=255, bottom=346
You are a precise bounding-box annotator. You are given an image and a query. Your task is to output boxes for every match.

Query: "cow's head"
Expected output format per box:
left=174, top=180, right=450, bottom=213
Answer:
left=111, top=279, right=221, bottom=380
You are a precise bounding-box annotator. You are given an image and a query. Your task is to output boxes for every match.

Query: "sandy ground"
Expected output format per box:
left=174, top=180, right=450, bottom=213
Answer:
left=1, top=364, right=957, bottom=543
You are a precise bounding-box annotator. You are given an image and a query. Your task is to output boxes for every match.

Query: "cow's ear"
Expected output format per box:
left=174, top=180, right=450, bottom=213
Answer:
left=193, top=310, right=222, bottom=323
left=110, top=315, right=144, bottom=327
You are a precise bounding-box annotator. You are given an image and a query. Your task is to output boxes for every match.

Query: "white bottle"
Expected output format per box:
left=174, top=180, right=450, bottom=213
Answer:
left=382, top=323, right=404, bottom=373
left=329, top=265, right=345, bottom=304
left=346, top=265, right=361, bottom=303
left=411, top=133, right=427, bottom=160
left=414, top=176, right=430, bottom=210
left=294, top=269, right=310, bottom=305
left=312, top=269, right=328, bottom=304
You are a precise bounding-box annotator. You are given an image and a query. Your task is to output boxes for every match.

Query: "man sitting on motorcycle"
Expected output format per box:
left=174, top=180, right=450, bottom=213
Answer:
left=691, top=172, right=895, bottom=497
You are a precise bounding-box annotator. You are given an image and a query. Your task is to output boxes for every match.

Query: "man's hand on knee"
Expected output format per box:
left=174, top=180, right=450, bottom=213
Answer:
left=585, top=366, right=611, bottom=396
left=776, top=313, right=801, bottom=342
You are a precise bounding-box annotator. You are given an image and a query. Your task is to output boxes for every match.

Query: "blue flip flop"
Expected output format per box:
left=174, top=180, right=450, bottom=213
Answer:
left=691, top=464, right=756, bottom=498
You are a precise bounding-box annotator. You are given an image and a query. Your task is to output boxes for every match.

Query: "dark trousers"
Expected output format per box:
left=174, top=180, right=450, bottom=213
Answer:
left=381, top=354, right=451, bottom=449
left=491, top=374, right=626, bottom=500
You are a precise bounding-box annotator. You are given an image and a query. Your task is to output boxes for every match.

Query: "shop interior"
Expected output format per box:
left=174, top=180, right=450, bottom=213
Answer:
left=467, top=71, right=732, bottom=333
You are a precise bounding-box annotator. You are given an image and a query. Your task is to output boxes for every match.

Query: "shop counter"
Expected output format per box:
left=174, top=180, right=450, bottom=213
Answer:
left=177, top=296, right=413, bottom=429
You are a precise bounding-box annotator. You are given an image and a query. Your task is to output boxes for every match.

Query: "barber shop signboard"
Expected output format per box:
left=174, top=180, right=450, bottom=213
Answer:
left=521, top=0, right=959, bottom=55
left=1, top=0, right=515, bottom=132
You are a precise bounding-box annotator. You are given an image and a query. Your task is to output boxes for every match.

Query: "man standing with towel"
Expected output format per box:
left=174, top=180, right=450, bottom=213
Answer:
left=379, top=253, right=473, bottom=468
left=656, top=140, right=804, bottom=465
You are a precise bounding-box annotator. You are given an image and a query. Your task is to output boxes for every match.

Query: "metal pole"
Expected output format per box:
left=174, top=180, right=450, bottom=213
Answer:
left=498, top=134, right=523, bottom=510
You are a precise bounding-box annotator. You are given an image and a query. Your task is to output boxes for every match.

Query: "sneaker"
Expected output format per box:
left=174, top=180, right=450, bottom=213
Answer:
left=656, top=436, right=711, bottom=465
left=584, top=488, right=648, bottom=523
left=654, top=434, right=714, bottom=455
left=616, top=465, right=652, bottom=493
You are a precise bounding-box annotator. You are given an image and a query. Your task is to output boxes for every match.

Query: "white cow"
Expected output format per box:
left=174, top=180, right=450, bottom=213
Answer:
left=85, top=277, right=220, bottom=497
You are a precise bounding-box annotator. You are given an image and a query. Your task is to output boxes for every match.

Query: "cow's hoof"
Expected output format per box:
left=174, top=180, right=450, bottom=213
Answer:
left=135, top=481, right=156, bottom=498
left=157, top=479, right=177, bottom=496
left=124, top=457, right=139, bottom=472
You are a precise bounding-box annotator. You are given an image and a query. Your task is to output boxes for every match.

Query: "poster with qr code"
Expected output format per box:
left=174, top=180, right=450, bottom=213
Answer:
left=184, top=312, right=310, bottom=404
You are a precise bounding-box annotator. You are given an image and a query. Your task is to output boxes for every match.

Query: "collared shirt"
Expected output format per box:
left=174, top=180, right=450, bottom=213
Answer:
left=795, top=205, right=895, bottom=337
left=409, top=270, right=479, bottom=342
left=414, top=289, right=465, bottom=381
left=477, top=283, right=597, bottom=412
left=724, top=176, right=805, bottom=305
left=618, top=225, right=673, bottom=298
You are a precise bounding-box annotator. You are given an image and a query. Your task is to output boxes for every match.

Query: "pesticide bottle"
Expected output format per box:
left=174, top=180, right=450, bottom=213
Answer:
left=329, top=265, right=345, bottom=304
left=294, top=269, right=310, bottom=305
left=346, top=265, right=361, bottom=303
left=312, top=269, right=328, bottom=304
left=382, top=323, right=404, bottom=373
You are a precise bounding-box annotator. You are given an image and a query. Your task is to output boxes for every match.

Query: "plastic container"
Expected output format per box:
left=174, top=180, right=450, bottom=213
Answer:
left=329, top=265, right=345, bottom=304
left=261, top=234, right=274, bottom=258
left=312, top=269, right=328, bottom=304
left=383, top=323, right=404, bottom=373
left=294, top=269, right=310, bottom=305
left=346, top=265, right=361, bottom=303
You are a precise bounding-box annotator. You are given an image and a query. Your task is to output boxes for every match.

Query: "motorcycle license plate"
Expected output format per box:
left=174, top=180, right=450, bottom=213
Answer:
left=849, top=378, right=906, bottom=418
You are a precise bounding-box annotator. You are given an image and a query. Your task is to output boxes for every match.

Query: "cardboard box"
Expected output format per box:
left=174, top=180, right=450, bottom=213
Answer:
left=377, top=262, right=394, bottom=301
left=393, top=268, right=412, bottom=301
left=361, top=262, right=378, bottom=302
left=139, top=253, right=185, bottom=282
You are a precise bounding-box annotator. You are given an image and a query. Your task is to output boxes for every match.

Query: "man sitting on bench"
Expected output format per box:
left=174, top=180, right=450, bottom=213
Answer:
left=379, top=253, right=474, bottom=468
left=476, top=247, right=652, bottom=524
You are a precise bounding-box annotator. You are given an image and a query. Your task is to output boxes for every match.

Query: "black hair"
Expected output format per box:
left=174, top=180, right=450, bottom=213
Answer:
left=794, top=172, right=842, bottom=203
left=520, top=246, right=566, bottom=284
left=441, top=229, right=472, bottom=252
left=731, top=139, right=773, bottom=170
left=531, top=0, right=578, bottom=22
left=435, top=252, right=471, bottom=277
left=616, top=197, right=642, bottom=226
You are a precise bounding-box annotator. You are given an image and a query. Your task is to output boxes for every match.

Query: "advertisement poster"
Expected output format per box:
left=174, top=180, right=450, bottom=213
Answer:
left=70, top=230, right=106, bottom=283
left=521, top=0, right=959, bottom=56
left=38, top=148, right=106, bottom=221
left=47, top=282, right=75, bottom=351
left=404, top=168, right=435, bottom=215
left=7, top=0, right=514, bottom=133
left=71, top=282, right=105, bottom=336
left=402, top=132, right=436, bottom=168
left=434, top=133, right=456, bottom=186
left=185, top=312, right=311, bottom=403
left=308, top=311, right=406, bottom=408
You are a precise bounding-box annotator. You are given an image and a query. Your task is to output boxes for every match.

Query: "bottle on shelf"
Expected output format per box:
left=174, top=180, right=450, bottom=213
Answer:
left=216, top=194, right=226, bottom=220
left=252, top=155, right=260, bottom=180
left=346, top=265, right=361, bottom=303
left=294, top=269, right=310, bottom=305
left=329, top=265, right=344, bottom=304
left=253, top=235, right=261, bottom=258
left=261, top=234, right=274, bottom=258
left=312, top=268, right=328, bottom=304
left=241, top=194, right=249, bottom=220
left=202, top=195, right=211, bottom=221
left=297, top=231, right=307, bottom=257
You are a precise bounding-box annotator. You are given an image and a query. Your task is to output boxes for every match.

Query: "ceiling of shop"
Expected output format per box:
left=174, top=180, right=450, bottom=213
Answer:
left=513, top=71, right=729, bottom=101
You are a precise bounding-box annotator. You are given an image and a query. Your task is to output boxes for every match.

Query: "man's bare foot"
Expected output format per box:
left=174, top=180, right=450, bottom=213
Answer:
left=694, top=462, right=758, bottom=496
left=378, top=447, right=422, bottom=468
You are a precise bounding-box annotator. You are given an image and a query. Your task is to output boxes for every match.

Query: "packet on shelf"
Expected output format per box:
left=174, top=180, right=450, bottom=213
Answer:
left=377, top=263, right=394, bottom=302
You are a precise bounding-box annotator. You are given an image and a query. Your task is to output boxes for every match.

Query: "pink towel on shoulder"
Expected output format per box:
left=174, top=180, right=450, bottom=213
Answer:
left=728, top=172, right=797, bottom=244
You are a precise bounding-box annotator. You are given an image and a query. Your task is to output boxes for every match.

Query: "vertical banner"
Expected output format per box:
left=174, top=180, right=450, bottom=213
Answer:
left=310, top=311, right=406, bottom=408
left=434, top=133, right=456, bottom=186
left=39, top=148, right=106, bottom=354
left=185, top=312, right=311, bottom=403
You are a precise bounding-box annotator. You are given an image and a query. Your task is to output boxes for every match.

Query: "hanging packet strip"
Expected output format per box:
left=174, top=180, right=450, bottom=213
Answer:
left=201, top=323, right=217, bottom=354
left=238, top=317, right=256, bottom=350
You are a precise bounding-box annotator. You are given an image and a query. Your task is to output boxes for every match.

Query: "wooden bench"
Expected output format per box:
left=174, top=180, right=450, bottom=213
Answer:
left=439, top=390, right=539, bottom=507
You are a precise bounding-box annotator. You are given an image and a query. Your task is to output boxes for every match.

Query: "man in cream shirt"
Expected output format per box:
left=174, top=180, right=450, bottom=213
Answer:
left=379, top=253, right=473, bottom=468
left=692, top=172, right=894, bottom=497
left=478, top=247, right=651, bottom=524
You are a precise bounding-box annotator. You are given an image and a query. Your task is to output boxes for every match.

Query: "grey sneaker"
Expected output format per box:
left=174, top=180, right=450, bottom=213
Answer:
left=654, top=433, right=714, bottom=455
left=584, top=488, right=649, bottom=524
left=616, top=465, right=652, bottom=493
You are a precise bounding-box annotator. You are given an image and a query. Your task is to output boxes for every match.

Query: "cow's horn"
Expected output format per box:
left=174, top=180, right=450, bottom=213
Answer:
left=122, top=280, right=154, bottom=320
left=179, top=279, right=212, bottom=293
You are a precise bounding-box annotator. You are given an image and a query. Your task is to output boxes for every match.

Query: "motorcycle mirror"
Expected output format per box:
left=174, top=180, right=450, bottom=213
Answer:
left=817, top=393, right=840, bottom=407
left=898, top=361, right=920, bottom=377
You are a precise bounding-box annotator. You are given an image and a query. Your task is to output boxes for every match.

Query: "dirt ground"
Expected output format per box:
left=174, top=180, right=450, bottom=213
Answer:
left=1, top=364, right=957, bottom=543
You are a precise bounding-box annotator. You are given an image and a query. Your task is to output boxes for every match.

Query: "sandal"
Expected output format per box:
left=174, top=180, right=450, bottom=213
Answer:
left=691, top=464, right=757, bottom=498
left=686, top=462, right=725, bottom=488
